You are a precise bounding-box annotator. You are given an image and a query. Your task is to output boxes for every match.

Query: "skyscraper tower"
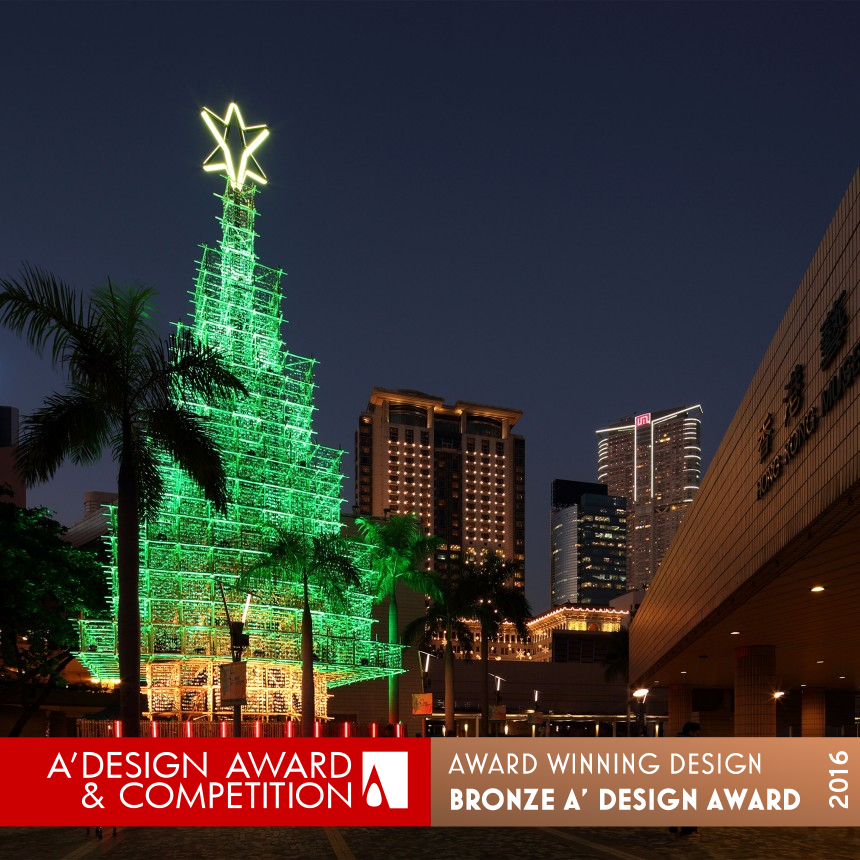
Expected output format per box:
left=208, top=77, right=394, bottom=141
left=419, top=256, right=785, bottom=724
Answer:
left=356, top=388, right=526, bottom=588
left=77, top=104, right=401, bottom=721
left=596, top=405, right=702, bottom=590
left=550, top=480, right=626, bottom=606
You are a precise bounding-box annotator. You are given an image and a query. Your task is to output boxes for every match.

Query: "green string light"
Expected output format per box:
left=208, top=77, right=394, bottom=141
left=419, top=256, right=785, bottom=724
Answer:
left=77, top=115, right=402, bottom=720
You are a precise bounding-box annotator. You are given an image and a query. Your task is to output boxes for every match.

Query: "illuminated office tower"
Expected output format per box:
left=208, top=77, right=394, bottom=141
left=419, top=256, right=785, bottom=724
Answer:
left=550, top=480, right=626, bottom=606
left=596, top=405, right=702, bottom=590
left=356, top=388, right=525, bottom=588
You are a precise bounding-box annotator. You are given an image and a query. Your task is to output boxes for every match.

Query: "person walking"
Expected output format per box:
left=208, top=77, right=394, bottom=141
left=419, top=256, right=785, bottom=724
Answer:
left=669, top=721, right=701, bottom=839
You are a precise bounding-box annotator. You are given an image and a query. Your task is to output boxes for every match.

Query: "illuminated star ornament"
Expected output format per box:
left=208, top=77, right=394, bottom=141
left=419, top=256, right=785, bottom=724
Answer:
left=201, top=102, right=270, bottom=189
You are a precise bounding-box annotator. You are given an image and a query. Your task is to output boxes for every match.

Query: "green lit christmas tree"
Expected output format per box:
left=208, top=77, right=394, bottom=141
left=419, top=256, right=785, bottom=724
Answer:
left=77, top=104, right=401, bottom=722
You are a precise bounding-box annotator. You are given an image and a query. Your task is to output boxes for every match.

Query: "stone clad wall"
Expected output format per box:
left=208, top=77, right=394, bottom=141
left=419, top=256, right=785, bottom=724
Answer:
left=631, top=168, right=860, bottom=682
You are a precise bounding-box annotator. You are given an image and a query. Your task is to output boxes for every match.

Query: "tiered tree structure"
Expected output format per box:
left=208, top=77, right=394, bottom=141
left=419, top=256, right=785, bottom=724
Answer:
left=77, top=104, right=402, bottom=722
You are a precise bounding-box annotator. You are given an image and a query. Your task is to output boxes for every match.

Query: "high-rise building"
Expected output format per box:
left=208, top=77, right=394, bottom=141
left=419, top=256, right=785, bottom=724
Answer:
left=356, top=388, right=525, bottom=588
left=550, top=480, right=626, bottom=606
left=596, top=405, right=702, bottom=590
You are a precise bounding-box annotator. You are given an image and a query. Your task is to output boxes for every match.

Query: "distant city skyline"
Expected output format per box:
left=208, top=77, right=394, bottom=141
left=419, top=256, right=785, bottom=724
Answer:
left=3, top=3, right=860, bottom=612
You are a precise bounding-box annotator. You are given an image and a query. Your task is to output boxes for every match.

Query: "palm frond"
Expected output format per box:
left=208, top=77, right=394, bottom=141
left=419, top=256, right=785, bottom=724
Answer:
left=239, top=530, right=305, bottom=591
left=356, top=514, right=440, bottom=601
left=402, top=612, right=436, bottom=650
left=144, top=404, right=229, bottom=513
left=0, top=266, right=90, bottom=366
left=451, top=618, right=475, bottom=654
left=128, top=433, right=165, bottom=520
left=489, top=588, right=532, bottom=641
left=307, top=534, right=361, bottom=614
left=167, top=329, right=248, bottom=401
left=91, top=281, right=159, bottom=361
left=457, top=552, right=530, bottom=639
left=94, top=283, right=160, bottom=401
left=407, top=566, right=443, bottom=603
left=66, top=334, right=125, bottom=404
left=16, top=393, right=112, bottom=484
left=239, top=529, right=360, bottom=616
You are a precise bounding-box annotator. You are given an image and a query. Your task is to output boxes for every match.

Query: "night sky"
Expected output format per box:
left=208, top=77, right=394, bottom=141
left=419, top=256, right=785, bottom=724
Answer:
left=4, top=2, right=860, bottom=612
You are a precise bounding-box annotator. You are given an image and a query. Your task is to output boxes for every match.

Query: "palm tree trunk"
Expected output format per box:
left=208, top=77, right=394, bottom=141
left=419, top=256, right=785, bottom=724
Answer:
left=301, top=573, right=315, bottom=737
left=388, top=585, right=399, bottom=727
left=480, top=629, right=489, bottom=737
left=117, top=425, right=141, bottom=738
left=8, top=653, right=75, bottom=737
left=444, top=623, right=455, bottom=737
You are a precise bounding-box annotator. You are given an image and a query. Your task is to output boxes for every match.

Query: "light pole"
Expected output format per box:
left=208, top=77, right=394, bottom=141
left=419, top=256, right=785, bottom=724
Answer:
left=219, top=581, right=250, bottom=739
left=488, top=673, right=505, bottom=704
left=417, top=650, right=435, bottom=693
left=632, top=688, right=649, bottom=737
left=417, top=650, right=438, bottom=737
left=487, top=673, right=506, bottom=737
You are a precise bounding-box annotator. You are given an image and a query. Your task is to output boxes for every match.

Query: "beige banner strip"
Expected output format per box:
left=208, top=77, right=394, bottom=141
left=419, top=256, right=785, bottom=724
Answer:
left=430, top=738, right=857, bottom=826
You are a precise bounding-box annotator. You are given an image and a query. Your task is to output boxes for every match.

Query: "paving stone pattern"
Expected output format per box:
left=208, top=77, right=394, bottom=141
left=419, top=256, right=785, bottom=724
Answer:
left=1, top=826, right=859, bottom=860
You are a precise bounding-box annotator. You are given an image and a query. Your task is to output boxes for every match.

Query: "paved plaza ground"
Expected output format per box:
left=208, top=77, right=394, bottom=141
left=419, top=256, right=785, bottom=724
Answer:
left=1, top=826, right=858, bottom=860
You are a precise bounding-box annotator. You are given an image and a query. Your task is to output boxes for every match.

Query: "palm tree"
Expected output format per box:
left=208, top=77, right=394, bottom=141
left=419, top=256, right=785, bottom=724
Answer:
left=240, top=526, right=360, bottom=737
left=356, top=514, right=439, bottom=725
left=463, top=553, right=531, bottom=736
left=0, top=267, right=246, bottom=737
left=403, top=572, right=475, bottom=737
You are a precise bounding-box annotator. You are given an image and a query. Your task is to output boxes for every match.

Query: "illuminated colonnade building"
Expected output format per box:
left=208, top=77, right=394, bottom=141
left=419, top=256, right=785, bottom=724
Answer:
left=76, top=104, right=401, bottom=721
left=596, top=405, right=702, bottom=590
left=430, top=604, right=627, bottom=662
left=356, top=388, right=525, bottom=587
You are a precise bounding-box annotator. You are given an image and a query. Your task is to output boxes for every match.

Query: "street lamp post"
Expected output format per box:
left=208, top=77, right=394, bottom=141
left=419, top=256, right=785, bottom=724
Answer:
left=219, top=582, right=250, bottom=739
left=487, top=674, right=506, bottom=737
left=488, top=673, right=505, bottom=704
left=417, top=650, right=434, bottom=694
left=417, top=650, right=438, bottom=737
left=229, top=620, right=249, bottom=737
left=632, top=688, right=649, bottom=737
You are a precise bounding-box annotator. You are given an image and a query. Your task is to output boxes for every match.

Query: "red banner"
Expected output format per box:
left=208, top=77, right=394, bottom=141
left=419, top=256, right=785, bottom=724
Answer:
left=0, top=739, right=430, bottom=827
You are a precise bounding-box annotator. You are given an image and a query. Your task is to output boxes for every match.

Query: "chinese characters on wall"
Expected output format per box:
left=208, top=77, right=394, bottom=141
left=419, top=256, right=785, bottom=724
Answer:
left=755, top=290, right=858, bottom=500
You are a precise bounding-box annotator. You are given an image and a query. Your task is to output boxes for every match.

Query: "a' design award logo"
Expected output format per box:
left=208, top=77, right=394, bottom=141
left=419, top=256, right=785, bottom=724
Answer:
left=362, top=751, right=408, bottom=808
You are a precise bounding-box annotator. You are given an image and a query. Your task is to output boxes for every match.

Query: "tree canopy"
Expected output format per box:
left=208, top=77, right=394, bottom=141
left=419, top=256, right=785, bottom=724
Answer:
left=0, top=267, right=247, bottom=736
left=0, top=494, right=107, bottom=734
left=240, top=526, right=360, bottom=736
left=356, top=513, right=440, bottom=724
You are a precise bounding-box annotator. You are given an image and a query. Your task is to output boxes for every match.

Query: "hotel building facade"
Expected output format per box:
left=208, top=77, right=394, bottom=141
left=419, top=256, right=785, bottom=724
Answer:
left=355, top=388, right=526, bottom=587
left=596, top=405, right=702, bottom=590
